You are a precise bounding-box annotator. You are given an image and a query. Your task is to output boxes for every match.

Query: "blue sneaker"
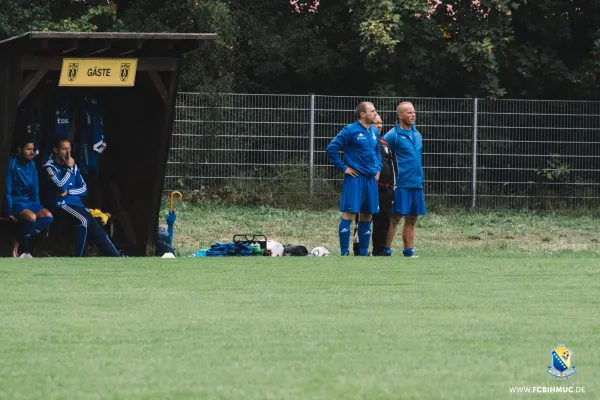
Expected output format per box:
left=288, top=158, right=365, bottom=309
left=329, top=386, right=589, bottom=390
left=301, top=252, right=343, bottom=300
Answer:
left=383, top=248, right=392, bottom=256
left=402, top=248, right=416, bottom=257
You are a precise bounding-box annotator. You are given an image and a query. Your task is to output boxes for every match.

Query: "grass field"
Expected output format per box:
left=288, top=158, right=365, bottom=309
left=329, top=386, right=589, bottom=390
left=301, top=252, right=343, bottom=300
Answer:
left=1, top=257, right=598, bottom=399
left=166, top=202, right=600, bottom=257
left=1, top=203, right=599, bottom=399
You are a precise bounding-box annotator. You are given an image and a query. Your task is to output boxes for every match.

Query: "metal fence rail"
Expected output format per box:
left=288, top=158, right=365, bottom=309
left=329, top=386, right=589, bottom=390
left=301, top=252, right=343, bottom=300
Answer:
left=167, top=93, right=600, bottom=209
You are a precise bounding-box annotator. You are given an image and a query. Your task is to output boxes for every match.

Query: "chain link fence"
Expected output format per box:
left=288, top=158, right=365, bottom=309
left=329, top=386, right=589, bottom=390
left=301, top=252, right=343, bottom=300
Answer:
left=166, top=93, right=600, bottom=210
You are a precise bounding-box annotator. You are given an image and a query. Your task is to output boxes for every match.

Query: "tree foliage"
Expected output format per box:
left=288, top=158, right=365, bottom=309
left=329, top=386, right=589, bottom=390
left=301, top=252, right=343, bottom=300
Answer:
left=1, top=0, right=599, bottom=99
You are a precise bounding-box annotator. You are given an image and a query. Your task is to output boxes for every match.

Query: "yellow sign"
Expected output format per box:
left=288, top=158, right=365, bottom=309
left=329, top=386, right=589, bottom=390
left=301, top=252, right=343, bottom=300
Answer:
left=59, top=58, right=138, bottom=87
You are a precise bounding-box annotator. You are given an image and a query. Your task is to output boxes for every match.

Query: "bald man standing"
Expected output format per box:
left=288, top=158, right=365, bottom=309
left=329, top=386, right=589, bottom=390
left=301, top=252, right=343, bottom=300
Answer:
left=326, top=102, right=382, bottom=256
left=383, top=102, right=426, bottom=257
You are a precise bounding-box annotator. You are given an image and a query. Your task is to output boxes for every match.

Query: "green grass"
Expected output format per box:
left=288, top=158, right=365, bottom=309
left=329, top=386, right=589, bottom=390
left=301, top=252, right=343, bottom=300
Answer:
left=2, top=203, right=599, bottom=398
left=1, top=257, right=598, bottom=399
left=163, top=202, right=600, bottom=257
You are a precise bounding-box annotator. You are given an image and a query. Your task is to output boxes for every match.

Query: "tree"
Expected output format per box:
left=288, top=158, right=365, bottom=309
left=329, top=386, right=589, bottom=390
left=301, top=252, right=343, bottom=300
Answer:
left=352, top=0, right=600, bottom=99
left=0, top=0, right=122, bottom=38
left=499, top=0, right=600, bottom=99
left=2, top=0, right=600, bottom=99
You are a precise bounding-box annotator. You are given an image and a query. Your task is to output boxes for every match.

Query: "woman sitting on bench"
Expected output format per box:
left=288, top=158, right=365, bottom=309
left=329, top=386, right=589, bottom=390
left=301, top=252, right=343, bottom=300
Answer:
left=3, top=136, right=53, bottom=258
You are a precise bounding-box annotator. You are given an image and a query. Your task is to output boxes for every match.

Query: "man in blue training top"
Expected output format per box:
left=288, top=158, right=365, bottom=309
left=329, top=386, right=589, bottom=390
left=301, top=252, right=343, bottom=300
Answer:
left=326, top=102, right=382, bottom=256
left=383, top=102, right=426, bottom=257
left=42, top=138, right=121, bottom=257
left=3, top=136, right=54, bottom=258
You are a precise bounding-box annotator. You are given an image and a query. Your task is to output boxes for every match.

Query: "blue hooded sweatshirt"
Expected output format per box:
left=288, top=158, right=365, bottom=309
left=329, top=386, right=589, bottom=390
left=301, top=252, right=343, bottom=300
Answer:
left=384, top=122, right=424, bottom=189
left=3, top=156, right=40, bottom=215
left=326, top=120, right=382, bottom=177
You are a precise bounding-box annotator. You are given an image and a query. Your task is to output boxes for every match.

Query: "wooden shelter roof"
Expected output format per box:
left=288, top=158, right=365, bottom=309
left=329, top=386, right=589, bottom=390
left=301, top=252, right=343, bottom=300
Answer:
left=0, top=31, right=217, bottom=58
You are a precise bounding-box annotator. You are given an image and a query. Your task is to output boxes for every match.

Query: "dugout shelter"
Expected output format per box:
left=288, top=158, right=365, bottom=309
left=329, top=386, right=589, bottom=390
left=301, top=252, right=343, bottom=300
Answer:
left=0, top=31, right=216, bottom=256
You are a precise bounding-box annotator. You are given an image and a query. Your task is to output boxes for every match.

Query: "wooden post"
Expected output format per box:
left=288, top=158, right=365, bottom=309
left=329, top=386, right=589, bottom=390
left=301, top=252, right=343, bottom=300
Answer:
left=146, top=65, right=181, bottom=256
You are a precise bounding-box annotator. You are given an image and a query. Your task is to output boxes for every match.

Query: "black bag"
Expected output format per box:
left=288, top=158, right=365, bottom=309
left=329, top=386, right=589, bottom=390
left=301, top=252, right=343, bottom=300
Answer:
left=155, top=225, right=179, bottom=257
left=155, top=239, right=178, bottom=257
left=283, top=244, right=309, bottom=256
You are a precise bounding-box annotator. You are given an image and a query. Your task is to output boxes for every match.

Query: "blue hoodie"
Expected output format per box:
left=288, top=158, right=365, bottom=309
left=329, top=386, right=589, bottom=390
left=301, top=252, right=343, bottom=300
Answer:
left=326, top=120, right=382, bottom=177
left=3, top=156, right=40, bottom=215
left=384, top=122, right=424, bottom=189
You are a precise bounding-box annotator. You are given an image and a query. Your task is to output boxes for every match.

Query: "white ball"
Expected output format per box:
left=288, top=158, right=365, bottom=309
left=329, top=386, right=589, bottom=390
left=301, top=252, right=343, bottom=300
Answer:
left=311, top=246, right=330, bottom=256
left=267, top=239, right=284, bottom=256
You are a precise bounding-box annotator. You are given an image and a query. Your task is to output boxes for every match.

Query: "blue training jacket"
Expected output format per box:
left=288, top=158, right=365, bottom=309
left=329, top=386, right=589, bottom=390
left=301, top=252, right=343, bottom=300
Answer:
left=77, top=96, right=107, bottom=174
left=384, top=122, right=424, bottom=189
left=42, top=156, right=87, bottom=209
left=326, top=120, right=382, bottom=177
left=3, top=156, right=40, bottom=215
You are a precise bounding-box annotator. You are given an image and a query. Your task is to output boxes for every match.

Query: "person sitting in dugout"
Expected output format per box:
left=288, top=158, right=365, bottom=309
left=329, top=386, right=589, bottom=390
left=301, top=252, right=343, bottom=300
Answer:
left=41, top=138, right=121, bottom=257
left=3, top=135, right=54, bottom=258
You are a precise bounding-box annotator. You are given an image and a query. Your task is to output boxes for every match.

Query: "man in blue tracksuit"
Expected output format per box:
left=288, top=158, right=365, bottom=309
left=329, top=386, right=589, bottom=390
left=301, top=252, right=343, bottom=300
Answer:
left=326, top=102, right=382, bottom=256
left=383, top=102, right=426, bottom=257
left=42, top=138, right=121, bottom=257
left=3, top=136, right=54, bottom=257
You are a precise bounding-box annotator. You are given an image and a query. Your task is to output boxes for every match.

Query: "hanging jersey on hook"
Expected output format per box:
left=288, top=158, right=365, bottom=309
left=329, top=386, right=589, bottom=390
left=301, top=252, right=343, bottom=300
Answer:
left=88, top=97, right=106, bottom=155
left=54, top=105, right=70, bottom=139
left=25, top=105, right=41, bottom=158
left=77, top=96, right=106, bottom=173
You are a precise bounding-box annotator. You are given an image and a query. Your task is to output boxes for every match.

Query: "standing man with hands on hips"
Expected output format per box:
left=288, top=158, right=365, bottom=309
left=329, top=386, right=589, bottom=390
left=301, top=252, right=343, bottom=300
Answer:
left=326, top=102, right=382, bottom=256
left=384, top=102, right=426, bottom=258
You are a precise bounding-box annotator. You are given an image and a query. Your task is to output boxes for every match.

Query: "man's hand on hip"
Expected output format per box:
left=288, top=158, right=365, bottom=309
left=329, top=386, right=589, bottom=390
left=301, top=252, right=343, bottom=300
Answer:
left=344, top=167, right=359, bottom=177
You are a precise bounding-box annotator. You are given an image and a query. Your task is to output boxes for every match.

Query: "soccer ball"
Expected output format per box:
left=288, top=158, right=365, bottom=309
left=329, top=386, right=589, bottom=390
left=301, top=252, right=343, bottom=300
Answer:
left=267, top=239, right=284, bottom=256
left=311, top=246, right=330, bottom=256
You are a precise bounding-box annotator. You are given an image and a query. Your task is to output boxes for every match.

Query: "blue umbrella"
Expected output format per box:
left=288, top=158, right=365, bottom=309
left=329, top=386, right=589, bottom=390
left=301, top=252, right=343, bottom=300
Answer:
left=166, top=191, right=183, bottom=247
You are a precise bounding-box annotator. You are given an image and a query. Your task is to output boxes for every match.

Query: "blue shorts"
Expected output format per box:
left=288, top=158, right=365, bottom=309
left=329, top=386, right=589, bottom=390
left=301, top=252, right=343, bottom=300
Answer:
left=12, top=201, right=45, bottom=216
left=393, top=188, right=426, bottom=216
left=339, top=175, right=379, bottom=214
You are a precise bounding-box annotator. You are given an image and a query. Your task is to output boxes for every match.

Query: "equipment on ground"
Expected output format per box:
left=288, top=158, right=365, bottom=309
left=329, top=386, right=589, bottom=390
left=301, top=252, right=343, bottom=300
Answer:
left=311, top=246, right=330, bottom=256
left=266, top=239, right=284, bottom=257
left=234, top=234, right=268, bottom=256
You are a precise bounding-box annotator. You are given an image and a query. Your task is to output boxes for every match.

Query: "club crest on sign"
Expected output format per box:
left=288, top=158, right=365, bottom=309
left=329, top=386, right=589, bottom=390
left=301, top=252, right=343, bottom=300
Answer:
left=547, top=345, right=577, bottom=379
left=67, top=63, right=79, bottom=81
left=119, top=63, right=131, bottom=82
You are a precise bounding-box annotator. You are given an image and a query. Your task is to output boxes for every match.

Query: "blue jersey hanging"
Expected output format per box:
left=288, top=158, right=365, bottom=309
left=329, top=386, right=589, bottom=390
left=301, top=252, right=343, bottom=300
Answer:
left=77, top=96, right=106, bottom=173
left=54, top=105, right=70, bottom=139
left=24, top=105, right=41, bottom=158
left=89, top=97, right=106, bottom=155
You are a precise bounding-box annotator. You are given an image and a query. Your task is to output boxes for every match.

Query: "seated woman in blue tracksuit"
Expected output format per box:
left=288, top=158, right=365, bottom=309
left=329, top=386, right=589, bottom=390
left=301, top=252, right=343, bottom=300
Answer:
left=41, top=138, right=121, bottom=257
left=3, top=136, right=54, bottom=257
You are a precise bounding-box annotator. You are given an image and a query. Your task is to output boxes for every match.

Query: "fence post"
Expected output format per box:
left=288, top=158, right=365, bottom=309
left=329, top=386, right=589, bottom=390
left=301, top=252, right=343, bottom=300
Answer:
left=309, top=94, right=316, bottom=200
left=471, top=98, right=478, bottom=209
